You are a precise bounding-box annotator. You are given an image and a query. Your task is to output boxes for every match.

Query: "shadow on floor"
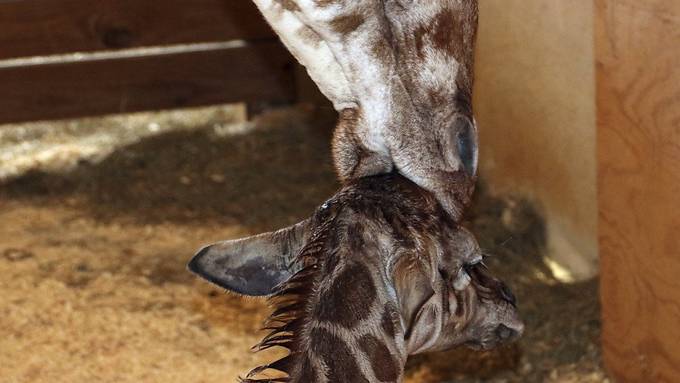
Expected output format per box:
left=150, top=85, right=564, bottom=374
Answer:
left=0, top=110, right=338, bottom=233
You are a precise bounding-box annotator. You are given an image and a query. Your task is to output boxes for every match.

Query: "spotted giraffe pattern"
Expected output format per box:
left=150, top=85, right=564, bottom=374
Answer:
left=252, top=0, right=480, bottom=221
left=186, top=2, right=523, bottom=381
left=239, top=174, right=522, bottom=383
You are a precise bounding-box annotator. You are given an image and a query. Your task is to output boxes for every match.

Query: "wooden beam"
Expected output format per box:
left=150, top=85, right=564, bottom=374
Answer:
left=0, top=42, right=296, bottom=124
left=596, top=0, right=680, bottom=381
left=0, top=0, right=275, bottom=60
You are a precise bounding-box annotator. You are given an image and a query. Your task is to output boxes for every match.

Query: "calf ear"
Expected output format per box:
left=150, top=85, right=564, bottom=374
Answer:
left=393, top=255, right=443, bottom=354
left=188, top=220, right=310, bottom=296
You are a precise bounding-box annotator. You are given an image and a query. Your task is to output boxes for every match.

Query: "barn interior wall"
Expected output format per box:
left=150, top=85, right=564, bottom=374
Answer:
left=474, top=0, right=597, bottom=280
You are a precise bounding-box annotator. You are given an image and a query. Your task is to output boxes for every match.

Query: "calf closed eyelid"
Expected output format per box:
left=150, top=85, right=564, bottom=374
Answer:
left=452, top=268, right=471, bottom=290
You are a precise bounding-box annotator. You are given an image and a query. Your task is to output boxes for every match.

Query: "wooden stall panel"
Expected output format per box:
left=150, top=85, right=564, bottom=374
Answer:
left=0, top=42, right=295, bottom=123
left=0, top=0, right=275, bottom=59
left=596, top=0, right=680, bottom=382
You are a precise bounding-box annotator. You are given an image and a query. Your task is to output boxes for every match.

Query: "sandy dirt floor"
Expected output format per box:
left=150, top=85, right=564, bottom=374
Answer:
left=0, top=105, right=607, bottom=382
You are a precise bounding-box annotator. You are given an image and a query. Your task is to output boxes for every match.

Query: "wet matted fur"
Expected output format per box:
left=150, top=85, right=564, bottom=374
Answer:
left=190, top=173, right=523, bottom=382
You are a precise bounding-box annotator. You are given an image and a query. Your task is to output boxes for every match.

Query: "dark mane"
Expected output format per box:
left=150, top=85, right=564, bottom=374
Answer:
left=241, top=205, right=339, bottom=382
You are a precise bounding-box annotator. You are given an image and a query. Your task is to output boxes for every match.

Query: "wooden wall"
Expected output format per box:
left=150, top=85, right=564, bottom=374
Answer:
left=474, top=0, right=597, bottom=280
left=0, top=0, right=297, bottom=124
left=596, top=0, right=680, bottom=381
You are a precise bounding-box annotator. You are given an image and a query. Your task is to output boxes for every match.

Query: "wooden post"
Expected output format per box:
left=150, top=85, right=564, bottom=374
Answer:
left=596, top=1, right=680, bottom=382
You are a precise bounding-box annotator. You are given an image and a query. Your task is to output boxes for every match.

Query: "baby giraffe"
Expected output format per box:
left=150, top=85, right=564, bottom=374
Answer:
left=189, top=173, right=523, bottom=382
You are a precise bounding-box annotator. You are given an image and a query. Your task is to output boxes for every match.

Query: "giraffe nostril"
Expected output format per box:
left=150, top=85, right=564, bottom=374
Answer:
left=495, top=324, right=517, bottom=341
left=499, top=283, right=517, bottom=307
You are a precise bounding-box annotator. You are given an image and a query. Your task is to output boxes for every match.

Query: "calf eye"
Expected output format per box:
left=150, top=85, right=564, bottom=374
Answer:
left=464, top=255, right=484, bottom=269
left=452, top=266, right=471, bottom=290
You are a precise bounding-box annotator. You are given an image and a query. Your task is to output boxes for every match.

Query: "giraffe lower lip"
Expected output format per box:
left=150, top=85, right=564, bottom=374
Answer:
left=463, top=341, right=483, bottom=350
left=464, top=338, right=500, bottom=351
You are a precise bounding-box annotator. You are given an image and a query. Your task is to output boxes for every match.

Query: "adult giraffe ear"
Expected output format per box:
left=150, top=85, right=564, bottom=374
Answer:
left=188, top=220, right=310, bottom=296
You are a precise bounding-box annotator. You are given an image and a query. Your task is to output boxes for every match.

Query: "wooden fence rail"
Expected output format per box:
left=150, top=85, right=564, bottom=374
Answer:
left=0, top=0, right=298, bottom=124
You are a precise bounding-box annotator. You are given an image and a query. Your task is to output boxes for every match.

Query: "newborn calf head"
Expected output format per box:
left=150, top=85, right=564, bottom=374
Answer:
left=189, top=173, right=522, bottom=382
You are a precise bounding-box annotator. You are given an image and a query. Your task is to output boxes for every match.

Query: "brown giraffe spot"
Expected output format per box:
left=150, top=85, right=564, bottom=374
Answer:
left=314, top=262, right=376, bottom=327
left=431, top=4, right=479, bottom=95
left=413, top=23, right=429, bottom=60
left=409, top=3, right=478, bottom=96
left=330, top=13, right=365, bottom=35
left=274, top=0, right=301, bottom=12
left=426, top=87, right=447, bottom=110
left=296, top=26, right=322, bottom=46
left=370, top=37, right=393, bottom=66
left=431, top=8, right=465, bottom=59
left=310, top=328, right=369, bottom=383
left=315, top=0, right=341, bottom=7
left=358, top=334, right=400, bottom=382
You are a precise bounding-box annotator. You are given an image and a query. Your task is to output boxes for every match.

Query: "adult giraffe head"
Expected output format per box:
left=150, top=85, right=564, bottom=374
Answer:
left=255, top=0, right=480, bottom=220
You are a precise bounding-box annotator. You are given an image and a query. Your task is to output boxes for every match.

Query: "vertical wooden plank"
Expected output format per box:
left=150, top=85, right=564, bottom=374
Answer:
left=596, top=1, right=680, bottom=382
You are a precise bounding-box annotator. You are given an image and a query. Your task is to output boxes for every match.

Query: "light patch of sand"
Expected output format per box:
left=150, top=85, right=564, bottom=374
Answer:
left=0, top=104, right=246, bottom=181
left=0, top=202, right=283, bottom=383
